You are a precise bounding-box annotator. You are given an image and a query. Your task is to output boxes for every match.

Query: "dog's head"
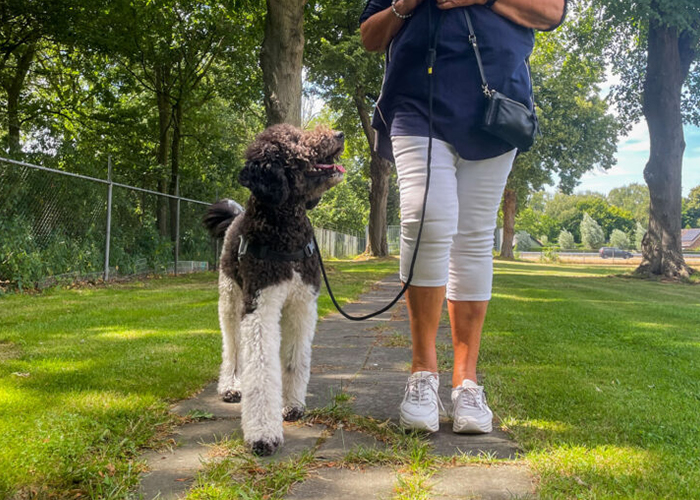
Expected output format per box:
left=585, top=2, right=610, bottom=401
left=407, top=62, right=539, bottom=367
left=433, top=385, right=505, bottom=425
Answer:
left=239, top=124, right=345, bottom=209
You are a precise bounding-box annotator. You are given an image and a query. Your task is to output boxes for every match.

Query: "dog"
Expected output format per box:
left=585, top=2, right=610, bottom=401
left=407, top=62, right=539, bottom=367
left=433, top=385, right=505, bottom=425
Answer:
left=203, top=124, right=345, bottom=456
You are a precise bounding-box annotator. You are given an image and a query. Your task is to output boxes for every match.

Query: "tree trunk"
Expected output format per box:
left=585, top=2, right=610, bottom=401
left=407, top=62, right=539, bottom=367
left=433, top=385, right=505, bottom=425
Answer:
left=3, top=42, right=35, bottom=155
left=354, top=88, right=392, bottom=256
left=261, top=0, right=305, bottom=127
left=500, top=187, right=517, bottom=259
left=155, top=66, right=172, bottom=238
left=169, top=101, right=182, bottom=242
left=636, top=19, right=696, bottom=279
left=368, top=155, right=392, bottom=256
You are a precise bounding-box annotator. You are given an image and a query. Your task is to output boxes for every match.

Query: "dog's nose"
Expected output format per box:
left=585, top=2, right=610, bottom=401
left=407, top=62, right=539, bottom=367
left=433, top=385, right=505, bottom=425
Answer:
left=335, top=131, right=345, bottom=141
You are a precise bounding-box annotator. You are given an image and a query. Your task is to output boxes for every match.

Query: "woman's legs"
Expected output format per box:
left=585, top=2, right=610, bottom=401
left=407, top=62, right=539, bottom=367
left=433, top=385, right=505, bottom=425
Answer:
left=448, top=300, right=488, bottom=387
left=405, top=285, right=445, bottom=374
left=393, top=135, right=458, bottom=432
left=392, top=135, right=513, bottom=432
left=448, top=149, right=515, bottom=388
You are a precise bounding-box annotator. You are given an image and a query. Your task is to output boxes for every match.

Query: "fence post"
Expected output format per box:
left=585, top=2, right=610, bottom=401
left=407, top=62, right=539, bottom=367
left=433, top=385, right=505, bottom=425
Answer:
left=104, top=155, right=113, bottom=281
left=174, top=177, right=180, bottom=276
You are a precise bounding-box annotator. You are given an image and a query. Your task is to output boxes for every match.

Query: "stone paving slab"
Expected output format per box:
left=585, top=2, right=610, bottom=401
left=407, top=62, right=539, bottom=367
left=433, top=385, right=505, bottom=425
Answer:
left=309, top=346, right=370, bottom=370
left=316, top=429, right=388, bottom=462
left=430, top=465, right=534, bottom=499
left=172, top=382, right=241, bottom=419
left=139, top=418, right=240, bottom=500
left=285, top=467, right=397, bottom=500
left=258, top=423, right=326, bottom=463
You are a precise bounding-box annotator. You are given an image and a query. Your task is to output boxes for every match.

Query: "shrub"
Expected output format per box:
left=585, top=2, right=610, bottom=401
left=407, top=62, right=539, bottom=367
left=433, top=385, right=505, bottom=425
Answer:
left=610, top=229, right=631, bottom=249
left=634, top=222, right=646, bottom=251
left=515, top=231, right=534, bottom=251
left=558, top=229, right=576, bottom=250
left=540, top=247, right=560, bottom=263
left=581, top=213, right=605, bottom=249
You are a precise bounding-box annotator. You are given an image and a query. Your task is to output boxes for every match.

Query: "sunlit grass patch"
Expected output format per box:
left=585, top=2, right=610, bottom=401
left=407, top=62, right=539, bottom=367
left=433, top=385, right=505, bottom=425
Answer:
left=187, top=439, right=315, bottom=500
left=485, top=260, right=700, bottom=498
left=529, top=445, right=659, bottom=498
left=0, top=259, right=399, bottom=498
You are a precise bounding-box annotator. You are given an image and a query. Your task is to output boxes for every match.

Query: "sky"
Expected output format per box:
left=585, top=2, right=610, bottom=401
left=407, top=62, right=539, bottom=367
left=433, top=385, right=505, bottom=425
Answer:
left=573, top=121, right=700, bottom=197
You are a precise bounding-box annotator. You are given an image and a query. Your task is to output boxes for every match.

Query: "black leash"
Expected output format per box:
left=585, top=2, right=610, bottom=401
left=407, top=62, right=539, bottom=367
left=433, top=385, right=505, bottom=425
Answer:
left=316, top=6, right=442, bottom=321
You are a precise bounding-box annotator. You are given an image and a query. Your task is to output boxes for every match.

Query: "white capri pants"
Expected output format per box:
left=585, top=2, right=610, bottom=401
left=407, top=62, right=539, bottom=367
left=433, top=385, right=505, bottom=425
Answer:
left=392, top=136, right=515, bottom=301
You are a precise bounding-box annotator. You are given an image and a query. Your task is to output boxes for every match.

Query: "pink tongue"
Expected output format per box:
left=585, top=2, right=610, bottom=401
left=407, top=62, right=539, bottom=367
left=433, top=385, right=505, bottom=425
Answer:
left=317, top=164, right=346, bottom=173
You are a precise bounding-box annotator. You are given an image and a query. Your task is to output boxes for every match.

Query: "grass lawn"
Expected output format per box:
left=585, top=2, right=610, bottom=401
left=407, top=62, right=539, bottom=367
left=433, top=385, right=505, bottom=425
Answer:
left=484, top=261, right=700, bottom=499
left=0, top=258, right=398, bottom=498
left=1, top=258, right=699, bottom=498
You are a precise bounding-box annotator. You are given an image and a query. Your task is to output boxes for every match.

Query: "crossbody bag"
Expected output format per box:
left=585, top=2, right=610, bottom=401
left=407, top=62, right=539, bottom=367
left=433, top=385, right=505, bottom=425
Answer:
left=463, top=9, right=539, bottom=152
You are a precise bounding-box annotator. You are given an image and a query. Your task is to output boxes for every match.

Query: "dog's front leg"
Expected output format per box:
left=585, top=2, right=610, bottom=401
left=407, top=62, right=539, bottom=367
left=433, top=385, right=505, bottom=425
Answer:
left=280, top=284, right=319, bottom=422
left=217, top=275, right=243, bottom=402
left=240, top=285, right=287, bottom=456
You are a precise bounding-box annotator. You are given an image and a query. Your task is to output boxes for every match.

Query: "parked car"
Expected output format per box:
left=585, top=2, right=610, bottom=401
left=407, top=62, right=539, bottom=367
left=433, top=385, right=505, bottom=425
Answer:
left=599, top=247, right=634, bottom=259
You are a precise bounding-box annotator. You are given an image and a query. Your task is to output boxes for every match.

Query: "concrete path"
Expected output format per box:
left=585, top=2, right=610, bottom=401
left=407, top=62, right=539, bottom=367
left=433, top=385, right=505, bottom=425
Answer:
left=137, top=274, right=534, bottom=499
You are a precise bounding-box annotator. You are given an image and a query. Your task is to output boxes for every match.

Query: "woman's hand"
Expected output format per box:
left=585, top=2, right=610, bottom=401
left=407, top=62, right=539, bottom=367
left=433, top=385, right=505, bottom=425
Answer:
left=436, top=0, right=485, bottom=10
left=437, top=0, right=566, bottom=31
left=395, top=0, right=426, bottom=16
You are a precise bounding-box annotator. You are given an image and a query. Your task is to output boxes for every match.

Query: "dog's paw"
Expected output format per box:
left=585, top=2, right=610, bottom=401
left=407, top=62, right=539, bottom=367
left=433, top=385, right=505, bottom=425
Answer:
left=282, top=406, right=305, bottom=422
left=222, top=390, right=242, bottom=403
left=251, top=439, right=281, bottom=457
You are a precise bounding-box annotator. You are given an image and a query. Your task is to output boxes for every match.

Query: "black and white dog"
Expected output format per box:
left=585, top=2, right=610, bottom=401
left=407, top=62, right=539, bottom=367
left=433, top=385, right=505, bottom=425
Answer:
left=203, top=124, right=344, bottom=456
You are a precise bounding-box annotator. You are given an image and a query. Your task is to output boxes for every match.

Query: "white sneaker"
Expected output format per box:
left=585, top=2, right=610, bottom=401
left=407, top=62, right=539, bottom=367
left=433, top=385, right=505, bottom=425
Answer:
left=451, top=379, right=493, bottom=434
left=399, top=371, right=442, bottom=432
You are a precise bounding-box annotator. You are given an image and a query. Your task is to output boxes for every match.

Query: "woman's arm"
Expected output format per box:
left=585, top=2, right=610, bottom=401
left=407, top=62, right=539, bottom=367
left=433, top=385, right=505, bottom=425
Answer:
left=437, top=0, right=566, bottom=31
left=360, top=0, right=425, bottom=52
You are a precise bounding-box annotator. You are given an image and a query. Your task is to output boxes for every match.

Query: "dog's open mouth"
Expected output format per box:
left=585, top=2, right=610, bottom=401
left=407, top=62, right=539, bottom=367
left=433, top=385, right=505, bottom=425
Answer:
left=306, top=162, right=346, bottom=177
left=307, top=146, right=346, bottom=178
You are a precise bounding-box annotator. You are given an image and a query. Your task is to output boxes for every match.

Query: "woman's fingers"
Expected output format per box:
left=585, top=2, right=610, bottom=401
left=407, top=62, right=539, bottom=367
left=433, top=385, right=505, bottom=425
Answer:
left=436, top=0, right=479, bottom=9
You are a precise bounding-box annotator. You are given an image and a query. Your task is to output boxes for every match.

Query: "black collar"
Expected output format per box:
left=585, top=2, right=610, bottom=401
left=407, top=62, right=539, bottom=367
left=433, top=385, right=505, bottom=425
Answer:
left=238, top=235, right=316, bottom=262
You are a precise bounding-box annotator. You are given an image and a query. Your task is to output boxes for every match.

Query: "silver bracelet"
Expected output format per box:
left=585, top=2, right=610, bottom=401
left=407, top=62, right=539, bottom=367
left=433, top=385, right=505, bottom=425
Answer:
left=391, top=0, right=412, bottom=19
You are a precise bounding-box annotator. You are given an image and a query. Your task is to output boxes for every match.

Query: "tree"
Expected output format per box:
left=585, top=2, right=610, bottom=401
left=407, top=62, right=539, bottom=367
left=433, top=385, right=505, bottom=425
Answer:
left=558, top=229, right=575, bottom=250
left=262, top=0, right=305, bottom=126
left=682, top=185, right=700, bottom=227
left=610, top=229, right=631, bottom=249
left=544, top=192, right=634, bottom=243
left=305, top=0, right=393, bottom=256
left=76, top=0, right=249, bottom=237
left=607, top=183, right=650, bottom=226
left=515, top=206, right=560, bottom=243
left=580, top=213, right=605, bottom=249
left=602, top=0, right=700, bottom=279
left=499, top=1, right=620, bottom=258
left=576, top=197, right=635, bottom=238
left=0, top=0, right=74, bottom=155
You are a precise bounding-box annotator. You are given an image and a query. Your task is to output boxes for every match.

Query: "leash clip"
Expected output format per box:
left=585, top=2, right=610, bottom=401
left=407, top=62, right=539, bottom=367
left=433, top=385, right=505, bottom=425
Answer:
left=304, top=240, right=316, bottom=257
left=238, top=235, right=249, bottom=261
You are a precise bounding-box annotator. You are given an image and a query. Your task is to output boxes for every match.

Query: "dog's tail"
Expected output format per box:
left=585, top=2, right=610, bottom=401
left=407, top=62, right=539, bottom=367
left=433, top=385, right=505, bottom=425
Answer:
left=203, top=199, right=243, bottom=238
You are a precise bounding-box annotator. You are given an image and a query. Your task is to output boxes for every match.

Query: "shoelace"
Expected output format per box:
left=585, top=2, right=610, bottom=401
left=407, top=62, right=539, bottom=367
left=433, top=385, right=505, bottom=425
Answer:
left=405, top=375, right=446, bottom=414
left=455, top=386, right=485, bottom=410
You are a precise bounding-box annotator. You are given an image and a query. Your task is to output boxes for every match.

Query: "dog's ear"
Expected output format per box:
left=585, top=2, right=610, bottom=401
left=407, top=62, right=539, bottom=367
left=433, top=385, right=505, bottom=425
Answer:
left=239, top=160, right=290, bottom=206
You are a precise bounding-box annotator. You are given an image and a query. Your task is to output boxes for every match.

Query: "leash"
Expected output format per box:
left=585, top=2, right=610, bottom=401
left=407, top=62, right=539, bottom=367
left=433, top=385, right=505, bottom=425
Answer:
left=316, top=6, right=442, bottom=321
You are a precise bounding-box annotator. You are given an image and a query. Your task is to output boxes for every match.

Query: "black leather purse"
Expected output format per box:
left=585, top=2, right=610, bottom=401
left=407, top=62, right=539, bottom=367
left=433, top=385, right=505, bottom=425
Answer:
left=464, top=10, right=539, bottom=152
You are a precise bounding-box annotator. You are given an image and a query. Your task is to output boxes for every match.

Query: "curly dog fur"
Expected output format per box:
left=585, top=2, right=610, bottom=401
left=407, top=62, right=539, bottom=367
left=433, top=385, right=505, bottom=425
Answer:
left=203, top=124, right=344, bottom=456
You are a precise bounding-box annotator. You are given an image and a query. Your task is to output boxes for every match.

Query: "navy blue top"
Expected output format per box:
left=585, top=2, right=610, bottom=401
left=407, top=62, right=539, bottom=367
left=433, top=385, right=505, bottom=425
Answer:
left=360, top=1, right=536, bottom=161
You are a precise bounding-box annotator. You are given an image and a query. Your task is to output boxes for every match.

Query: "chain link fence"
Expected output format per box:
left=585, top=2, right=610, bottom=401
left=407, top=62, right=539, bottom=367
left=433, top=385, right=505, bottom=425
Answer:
left=0, top=156, right=219, bottom=290
left=0, top=156, right=375, bottom=291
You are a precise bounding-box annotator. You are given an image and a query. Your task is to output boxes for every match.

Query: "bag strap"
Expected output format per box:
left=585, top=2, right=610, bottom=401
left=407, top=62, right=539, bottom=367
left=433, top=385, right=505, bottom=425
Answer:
left=463, top=8, right=538, bottom=113
left=463, top=9, right=493, bottom=97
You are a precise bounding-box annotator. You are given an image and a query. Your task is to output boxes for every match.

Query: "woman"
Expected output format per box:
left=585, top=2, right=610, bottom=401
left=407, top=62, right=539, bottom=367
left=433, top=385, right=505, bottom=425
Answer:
left=360, top=0, right=567, bottom=433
